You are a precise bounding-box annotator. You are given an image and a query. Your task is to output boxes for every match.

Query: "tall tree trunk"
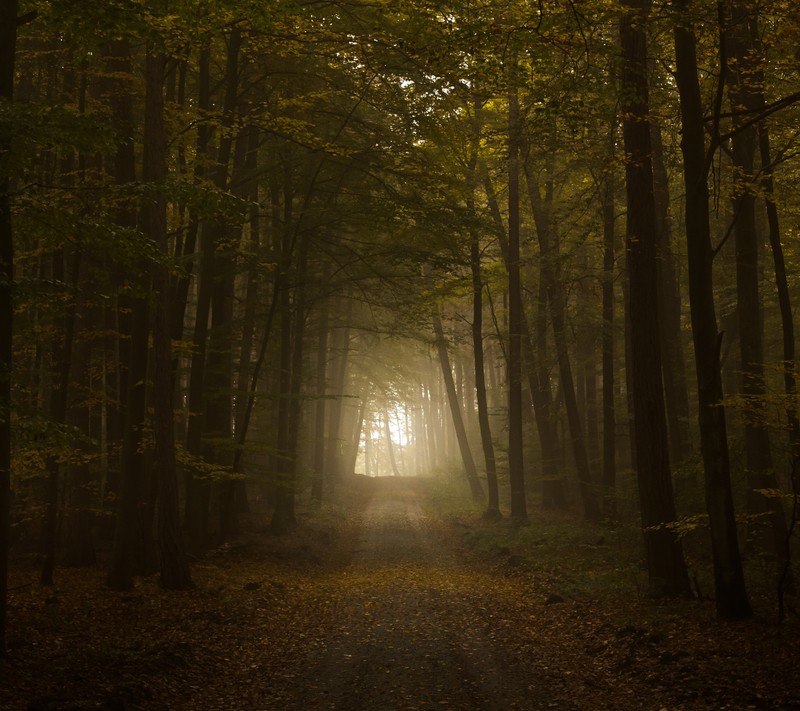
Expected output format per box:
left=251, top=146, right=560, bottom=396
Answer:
left=724, top=0, right=788, bottom=569
left=673, top=0, right=752, bottom=619
left=759, top=98, right=800, bottom=615
left=527, top=168, right=601, bottom=522
left=601, top=130, right=617, bottom=518
left=620, top=0, right=690, bottom=597
left=107, top=53, right=154, bottom=584
left=0, top=0, right=19, bottom=654
left=345, top=398, right=365, bottom=479
left=206, top=27, right=242, bottom=543
left=469, top=160, right=500, bottom=514
left=325, top=301, right=352, bottom=485
left=311, top=302, right=329, bottom=501
left=650, top=120, right=693, bottom=465
left=64, top=334, right=95, bottom=567
left=41, top=249, right=78, bottom=586
left=270, top=153, right=297, bottom=534
left=431, top=308, right=484, bottom=500
left=229, top=123, right=262, bottom=517
left=144, top=49, right=193, bottom=590
left=506, top=79, right=527, bottom=520
left=384, top=411, right=401, bottom=477
left=482, top=162, right=565, bottom=508
left=183, top=43, right=215, bottom=553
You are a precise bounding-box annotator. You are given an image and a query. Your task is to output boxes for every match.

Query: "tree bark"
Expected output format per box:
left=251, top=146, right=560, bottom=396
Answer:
left=469, top=150, right=500, bottom=515
left=673, top=0, right=752, bottom=619
left=144, top=49, right=193, bottom=590
left=431, top=309, right=484, bottom=500
left=311, top=302, right=329, bottom=501
left=601, top=131, right=617, bottom=518
left=506, top=80, right=527, bottom=520
left=527, top=167, right=601, bottom=522
left=620, top=0, right=691, bottom=597
left=724, top=0, right=788, bottom=568
left=650, top=120, right=693, bottom=465
left=183, top=43, right=215, bottom=553
left=482, top=163, right=565, bottom=508
left=384, top=411, right=401, bottom=477
left=0, top=0, right=19, bottom=654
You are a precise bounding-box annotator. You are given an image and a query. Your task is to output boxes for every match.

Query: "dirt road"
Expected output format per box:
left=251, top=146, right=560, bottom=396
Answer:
left=287, top=477, right=542, bottom=710
left=7, top=476, right=800, bottom=710
left=191, top=476, right=609, bottom=711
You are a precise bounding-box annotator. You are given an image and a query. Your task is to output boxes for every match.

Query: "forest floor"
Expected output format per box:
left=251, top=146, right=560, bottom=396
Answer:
left=2, top=475, right=800, bottom=711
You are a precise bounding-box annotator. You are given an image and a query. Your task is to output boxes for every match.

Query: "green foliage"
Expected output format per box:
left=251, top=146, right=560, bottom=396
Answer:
left=175, top=443, right=242, bottom=482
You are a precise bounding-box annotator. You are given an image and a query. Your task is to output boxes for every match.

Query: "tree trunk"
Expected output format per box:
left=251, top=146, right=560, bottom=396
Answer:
left=325, top=302, right=352, bottom=485
left=506, top=79, right=527, bottom=520
left=482, top=162, right=565, bottom=509
left=527, top=168, right=601, bottom=522
left=64, top=334, right=95, bottom=567
left=469, top=158, right=500, bottom=514
left=601, top=130, right=617, bottom=518
left=650, top=120, right=693, bottom=465
left=311, top=303, right=329, bottom=501
left=759, top=97, right=800, bottom=613
left=144, top=49, right=193, bottom=590
left=673, top=0, right=752, bottom=619
left=270, top=154, right=297, bottom=534
left=431, top=309, right=484, bottom=500
left=724, top=0, right=788, bottom=569
left=384, top=411, right=401, bottom=477
left=0, top=0, right=19, bottom=654
left=206, top=27, right=243, bottom=543
left=620, top=0, right=691, bottom=597
left=41, top=249, right=78, bottom=586
left=183, top=43, right=214, bottom=553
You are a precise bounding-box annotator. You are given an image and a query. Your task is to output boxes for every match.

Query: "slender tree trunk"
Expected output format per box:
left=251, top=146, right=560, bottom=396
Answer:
left=620, top=0, right=690, bottom=597
left=270, top=154, right=297, bottom=533
left=724, top=0, right=788, bottom=568
left=528, top=169, right=601, bottom=522
left=431, top=309, right=484, bottom=500
left=650, top=120, right=693, bottom=464
left=0, top=0, right=19, bottom=654
left=483, top=162, right=565, bottom=508
left=143, top=49, right=193, bottom=590
left=506, top=79, right=527, bottom=519
left=759, top=100, right=800, bottom=614
left=107, top=65, right=155, bottom=586
left=384, top=411, right=401, bottom=477
left=467, top=99, right=500, bottom=515
left=471, top=208, right=500, bottom=517
left=206, top=28, right=242, bottom=543
left=41, top=249, right=78, bottom=586
left=673, top=0, right=752, bottom=619
left=326, top=303, right=352, bottom=485
left=601, top=132, right=617, bottom=518
left=183, top=43, right=214, bottom=552
left=346, top=399, right=365, bottom=479
left=311, top=303, right=329, bottom=501
left=64, top=335, right=95, bottom=567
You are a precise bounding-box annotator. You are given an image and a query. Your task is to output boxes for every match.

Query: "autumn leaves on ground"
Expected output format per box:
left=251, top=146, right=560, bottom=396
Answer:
left=2, top=477, right=799, bottom=711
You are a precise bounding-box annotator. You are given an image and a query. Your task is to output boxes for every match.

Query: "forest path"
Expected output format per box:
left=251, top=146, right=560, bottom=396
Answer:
left=286, top=476, right=540, bottom=710
left=193, top=476, right=608, bottom=711
left=7, top=476, right=799, bottom=711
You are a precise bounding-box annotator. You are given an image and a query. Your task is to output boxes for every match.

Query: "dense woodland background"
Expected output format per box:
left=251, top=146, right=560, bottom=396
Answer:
left=1, top=0, right=800, bottom=656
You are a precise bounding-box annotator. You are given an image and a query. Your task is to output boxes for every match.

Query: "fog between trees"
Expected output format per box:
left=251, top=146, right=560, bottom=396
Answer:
left=2, top=0, right=800, bottom=657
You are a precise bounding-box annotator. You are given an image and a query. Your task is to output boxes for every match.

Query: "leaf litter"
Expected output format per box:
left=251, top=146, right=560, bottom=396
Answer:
left=1, top=476, right=799, bottom=710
